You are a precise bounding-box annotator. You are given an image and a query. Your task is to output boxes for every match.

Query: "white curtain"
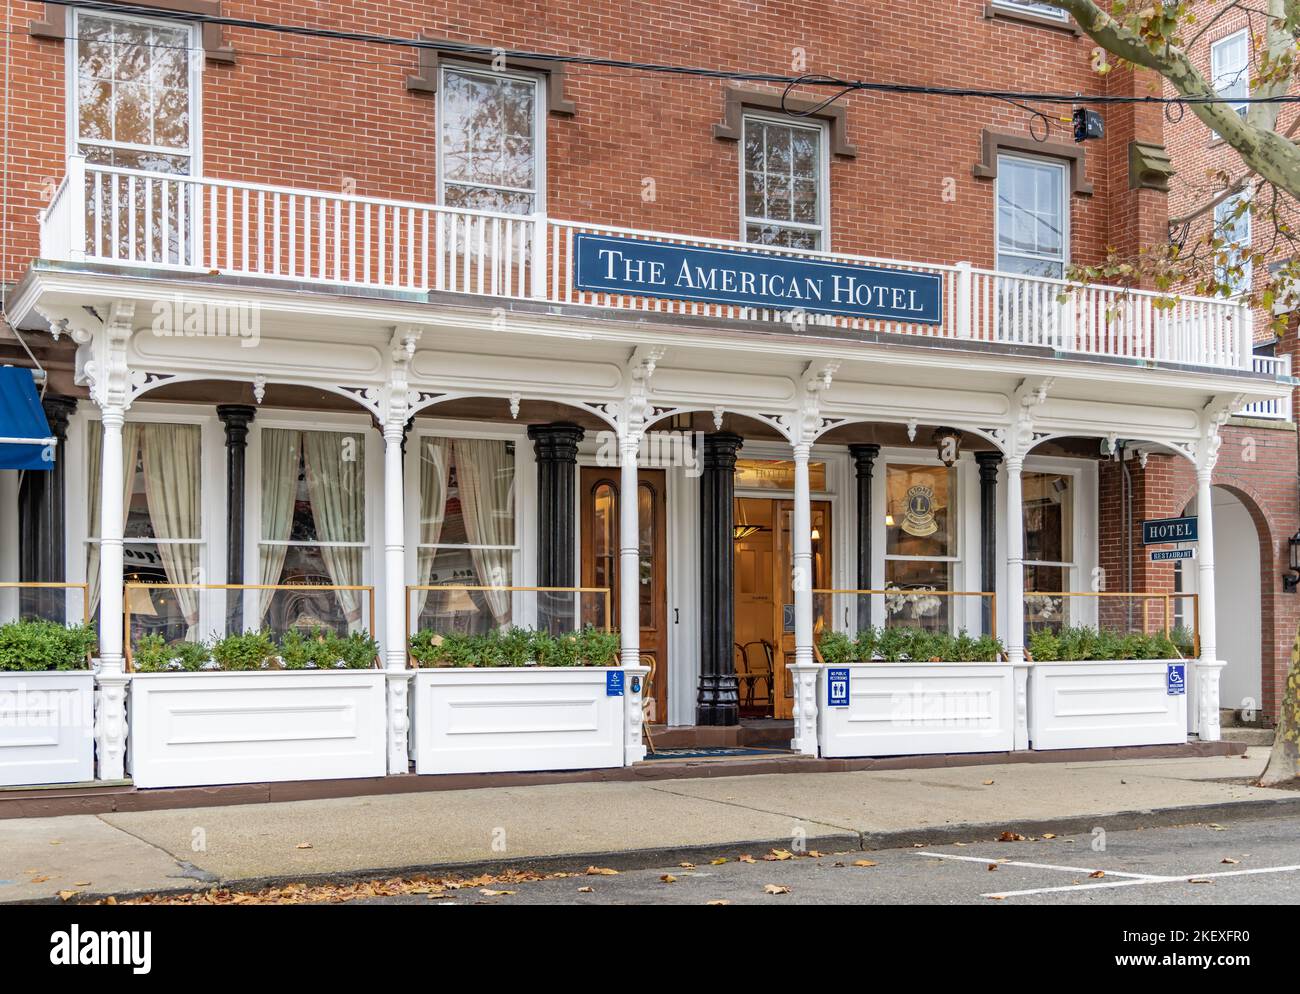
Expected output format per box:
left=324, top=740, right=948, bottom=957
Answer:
left=414, top=436, right=451, bottom=623
left=303, top=429, right=366, bottom=629
left=141, top=424, right=202, bottom=638
left=258, top=428, right=300, bottom=622
left=454, top=438, right=514, bottom=624
left=86, top=419, right=142, bottom=616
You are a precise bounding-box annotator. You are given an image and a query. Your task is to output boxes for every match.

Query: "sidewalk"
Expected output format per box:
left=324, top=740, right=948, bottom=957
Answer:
left=1, top=747, right=1294, bottom=903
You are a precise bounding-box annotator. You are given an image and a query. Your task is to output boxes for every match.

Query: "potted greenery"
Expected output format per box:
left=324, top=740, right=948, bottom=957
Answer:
left=128, top=626, right=386, bottom=789
left=0, top=620, right=98, bottom=786
left=1026, top=625, right=1189, bottom=750
left=409, top=625, right=629, bottom=776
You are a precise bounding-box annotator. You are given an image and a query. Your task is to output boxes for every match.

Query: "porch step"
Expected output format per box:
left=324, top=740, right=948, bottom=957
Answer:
left=1221, top=727, right=1276, bottom=747
left=648, top=720, right=793, bottom=750
left=1220, top=707, right=1271, bottom=729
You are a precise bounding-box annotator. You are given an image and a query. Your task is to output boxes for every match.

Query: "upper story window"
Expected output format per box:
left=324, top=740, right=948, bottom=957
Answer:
left=72, top=11, right=198, bottom=174
left=1211, top=30, right=1250, bottom=115
left=992, top=0, right=1070, bottom=22
left=742, top=115, right=828, bottom=251
left=995, top=154, right=1068, bottom=278
left=1214, top=191, right=1252, bottom=294
left=438, top=65, right=543, bottom=214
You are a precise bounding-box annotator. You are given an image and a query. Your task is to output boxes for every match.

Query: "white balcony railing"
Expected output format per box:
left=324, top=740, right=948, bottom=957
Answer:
left=1238, top=354, right=1293, bottom=420
left=37, top=156, right=1260, bottom=373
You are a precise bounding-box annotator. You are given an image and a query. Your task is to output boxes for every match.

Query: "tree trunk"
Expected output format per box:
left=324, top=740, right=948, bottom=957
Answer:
left=1258, top=634, right=1300, bottom=786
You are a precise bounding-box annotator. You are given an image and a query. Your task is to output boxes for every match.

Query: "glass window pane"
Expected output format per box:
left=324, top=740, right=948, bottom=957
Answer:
left=441, top=68, right=538, bottom=202
left=742, top=117, right=824, bottom=248
left=1023, top=472, right=1073, bottom=563
left=885, top=464, right=956, bottom=558
left=884, top=559, right=953, bottom=632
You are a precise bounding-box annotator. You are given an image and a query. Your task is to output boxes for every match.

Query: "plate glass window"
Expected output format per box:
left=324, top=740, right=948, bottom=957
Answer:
left=73, top=11, right=196, bottom=174
left=1214, top=192, right=1252, bottom=295
left=1211, top=30, right=1249, bottom=115
left=439, top=66, right=541, bottom=214
left=996, top=155, right=1067, bottom=278
left=884, top=464, right=958, bottom=631
left=1022, top=472, right=1075, bottom=631
left=742, top=116, right=827, bottom=250
left=992, top=0, right=1069, bottom=21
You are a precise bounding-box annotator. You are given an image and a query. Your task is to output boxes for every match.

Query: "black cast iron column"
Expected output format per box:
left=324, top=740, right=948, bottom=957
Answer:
left=217, top=405, right=256, bottom=630
left=528, top=422, right=585, bottom=632
left=847, top=444, right=879, bottom=631
left=976, top=451, right=1003, bottom=637
left=17, top=395, right=77, bottom=621
left=697, top=431, right=743, bottom=727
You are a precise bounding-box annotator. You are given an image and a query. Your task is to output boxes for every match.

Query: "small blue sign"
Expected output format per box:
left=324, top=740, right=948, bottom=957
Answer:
left=1142, top=516, right=1198, bottom=546
left=573, top=233, right=944, bottom=324
left=1166, top=663, right=1186, bottom=696
left=1150, top=548, right=1196, bottom=563
left=827, top=667, right=850, bottom=708
left=606, top=670, right=624, bottom=697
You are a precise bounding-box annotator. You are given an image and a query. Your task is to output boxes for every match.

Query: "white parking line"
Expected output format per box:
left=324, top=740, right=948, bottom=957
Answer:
left=914, top=851, right=1161, bottom=880
left=911, top=850, right=1300, bottom=900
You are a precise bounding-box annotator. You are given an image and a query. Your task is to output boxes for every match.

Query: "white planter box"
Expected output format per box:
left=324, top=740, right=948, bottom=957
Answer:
left=413, top=667, right=625, bottom=775
left=128, top=670, right=387, bottom=788
left=818, top=663, right=1014, bottom=758
left=1029, top=660, right=1188, bottom=750
left=0, top=671, right=95, bottom=786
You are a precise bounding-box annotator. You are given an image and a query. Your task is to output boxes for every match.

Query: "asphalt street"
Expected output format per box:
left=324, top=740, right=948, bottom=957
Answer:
left=349, top=814, right=1300, bottom=905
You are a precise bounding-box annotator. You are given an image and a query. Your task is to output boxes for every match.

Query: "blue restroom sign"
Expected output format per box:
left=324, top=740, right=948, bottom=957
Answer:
left=573, top=233, right=944, bottom=324
left=1142, top=515, right=1198, bottom=545
left=606, top=670, right=624, bottom=697
left=1166, top=663, right=1186, bottom=696
left=827, top=667, right=850, bottom=708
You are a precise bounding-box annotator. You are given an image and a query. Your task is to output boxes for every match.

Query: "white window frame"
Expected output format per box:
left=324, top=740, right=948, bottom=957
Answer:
left=995, top=152, right=1070, bottom=277
left=1215, top=190, right=1252, bottom=295
left=65, top=6, right=204, bottom=174
left=404, top=419, right=533, bottom=627
left=739, top=112, right=831, bottom=251
left=992, top=0, right=1070, bottom=22
left=66, top=403, right=223, bottom=632
left=878, top=454, right=965, bottom=633
left=436, top=62, right=547, bottom=215
left=1211, top=29, right=1250, bottom=116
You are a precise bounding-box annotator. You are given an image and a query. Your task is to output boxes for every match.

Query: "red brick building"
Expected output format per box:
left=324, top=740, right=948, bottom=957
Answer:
left=0, top=1, right=1290, bottom=788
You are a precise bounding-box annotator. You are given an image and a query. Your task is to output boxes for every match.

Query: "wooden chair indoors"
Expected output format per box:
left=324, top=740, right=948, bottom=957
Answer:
left=737, top=640, right=775, bottom=708
left=640, top=653, right=657, bottom=756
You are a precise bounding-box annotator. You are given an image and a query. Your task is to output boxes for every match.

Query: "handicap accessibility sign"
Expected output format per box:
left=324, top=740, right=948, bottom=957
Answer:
left=1166, top=663, right=1186, bottom=696
left=827, top=667, right=850, bottom=708
left=606, top=670, right=624, bottom=697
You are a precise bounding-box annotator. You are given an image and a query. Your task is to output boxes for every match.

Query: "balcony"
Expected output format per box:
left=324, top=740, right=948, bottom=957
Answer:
left=37, top=157, right=1265, bottom=375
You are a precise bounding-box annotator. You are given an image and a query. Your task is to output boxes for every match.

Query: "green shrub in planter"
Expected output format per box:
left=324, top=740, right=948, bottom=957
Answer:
left=0, top=620, right=96, bottom=672
left=498, top=626, right=534, bottom=667
left=133, top=635, right=211, bottom=672
left=211, top=630, right=275, bottom=671
left=816, top=629, right=855, bottom=666
left=1027, top=628, right=1062, bottom=662
left=577, top=626, right=620, bottom=666
left=409, top=629, right=449, bottom=667
left=278, top=629, right=315, bottom=670
left=334, top=631, right=379, bottom=669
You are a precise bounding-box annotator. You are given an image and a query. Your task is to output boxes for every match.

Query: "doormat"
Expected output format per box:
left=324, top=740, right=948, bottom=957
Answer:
left=641, top=747, right=794, bottom=761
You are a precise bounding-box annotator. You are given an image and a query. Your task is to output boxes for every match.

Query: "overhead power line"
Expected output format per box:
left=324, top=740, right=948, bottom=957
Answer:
left=55, top=0, right=1300, bottom=108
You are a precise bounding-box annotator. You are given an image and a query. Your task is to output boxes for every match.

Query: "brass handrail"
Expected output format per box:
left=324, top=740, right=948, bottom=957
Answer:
left=123, top=582, right=378, bottom=672
left=405, top=584, right=613, bottom=668
left=813, top=588, right=998, bottom=640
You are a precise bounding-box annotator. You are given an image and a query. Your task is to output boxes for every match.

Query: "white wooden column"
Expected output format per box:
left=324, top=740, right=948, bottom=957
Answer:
left=383, top=423, right=412, bottom=773
left=1194, top=463, right=1223, bottom=741
left=619, top=430, right=649, bottom=764
left=789, top=439, right=819, bottom=756
left=96, top=404, right=129, bottom=779
left=1004, top=452, right=1030, bottom=750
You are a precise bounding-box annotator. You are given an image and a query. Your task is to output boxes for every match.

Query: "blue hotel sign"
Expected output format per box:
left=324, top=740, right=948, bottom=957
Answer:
left=1141, top=516, right=1198, bottom=546
left=573, top=233, right=944, bottom=324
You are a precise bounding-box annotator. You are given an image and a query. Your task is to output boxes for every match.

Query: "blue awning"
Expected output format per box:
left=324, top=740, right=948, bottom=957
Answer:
left=0, top=367, right=56, bottom=471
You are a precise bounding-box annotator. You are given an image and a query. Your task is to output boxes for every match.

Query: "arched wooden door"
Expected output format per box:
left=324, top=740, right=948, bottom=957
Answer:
left=580, top=468, right=668, bottom=722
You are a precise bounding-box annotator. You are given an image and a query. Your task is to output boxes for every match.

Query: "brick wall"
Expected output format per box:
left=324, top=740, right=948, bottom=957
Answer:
left=0, top=0, right=1153, bottom=286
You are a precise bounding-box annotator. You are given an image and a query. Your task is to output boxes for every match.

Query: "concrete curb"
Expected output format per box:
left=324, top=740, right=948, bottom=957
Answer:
left=20, top=792, right=1300, bottom=905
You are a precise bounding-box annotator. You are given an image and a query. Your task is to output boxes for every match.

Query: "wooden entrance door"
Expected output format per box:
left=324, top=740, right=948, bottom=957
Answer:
left=580, top=468, right=669, bottom=722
